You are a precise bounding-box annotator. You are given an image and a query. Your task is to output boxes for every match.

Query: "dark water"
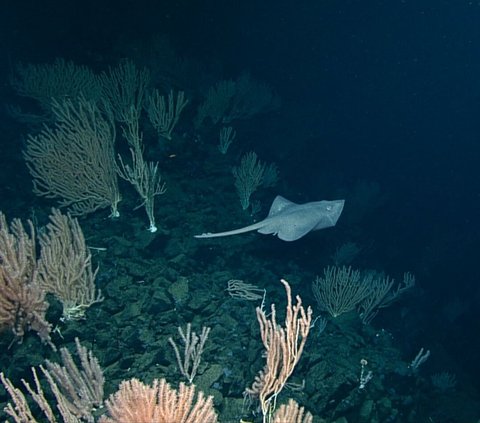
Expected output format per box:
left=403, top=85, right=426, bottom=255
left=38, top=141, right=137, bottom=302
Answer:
left=0, top=1, right=479, bottom=422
